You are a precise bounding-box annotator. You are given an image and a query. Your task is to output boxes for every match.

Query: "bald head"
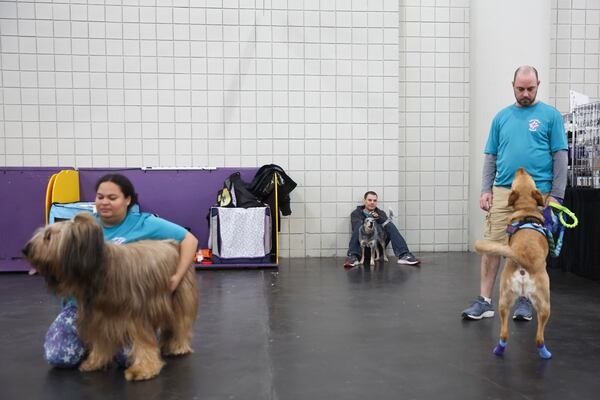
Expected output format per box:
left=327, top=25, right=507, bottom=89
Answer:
left=513, top=65, right=539, bottom=83
left=512, top=65, right=540, bottom=107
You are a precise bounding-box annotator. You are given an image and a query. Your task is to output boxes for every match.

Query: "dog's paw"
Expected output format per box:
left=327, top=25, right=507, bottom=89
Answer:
left=124, top=362, right=164, bottom=381
left=162, top=342, right=193, bottom=357
left=79, top=357, right=107, bottom=372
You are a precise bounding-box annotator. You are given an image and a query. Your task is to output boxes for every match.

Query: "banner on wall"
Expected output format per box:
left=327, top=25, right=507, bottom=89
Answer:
left=570, top=90, right=590, bottom=112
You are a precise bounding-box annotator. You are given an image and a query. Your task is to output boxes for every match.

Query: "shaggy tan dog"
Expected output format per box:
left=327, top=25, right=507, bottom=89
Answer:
left=23, top=213, right=199, bottom=380
left=474, top=168, right=552, bottom=359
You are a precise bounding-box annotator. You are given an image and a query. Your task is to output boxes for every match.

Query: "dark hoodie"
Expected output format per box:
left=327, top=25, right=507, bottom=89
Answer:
left=350, top=206, right=389, bottom=230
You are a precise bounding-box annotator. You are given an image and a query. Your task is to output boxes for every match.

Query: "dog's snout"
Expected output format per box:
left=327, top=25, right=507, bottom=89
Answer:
left=22, top=242, right=31, bottom=257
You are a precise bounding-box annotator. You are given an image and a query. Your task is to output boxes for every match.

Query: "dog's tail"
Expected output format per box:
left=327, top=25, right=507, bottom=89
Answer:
left=380, top=208, right=394, bottom=228
left=474, top=240, right=516, bottom=261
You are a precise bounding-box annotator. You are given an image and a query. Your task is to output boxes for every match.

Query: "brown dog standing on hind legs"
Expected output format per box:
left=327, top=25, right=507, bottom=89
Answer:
left=23, top=213, right=199, bottom=380
left=474, top=168, right=552, bottom=359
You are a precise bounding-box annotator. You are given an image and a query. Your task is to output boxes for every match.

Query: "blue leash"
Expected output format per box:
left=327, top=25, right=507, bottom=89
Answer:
left=543, top=201, right=578, bottom=257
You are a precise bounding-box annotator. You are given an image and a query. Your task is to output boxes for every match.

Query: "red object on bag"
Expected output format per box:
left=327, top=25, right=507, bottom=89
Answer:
left=201, top=248, right=212, bottom=259
left=195, top=248, right=212, bottom=263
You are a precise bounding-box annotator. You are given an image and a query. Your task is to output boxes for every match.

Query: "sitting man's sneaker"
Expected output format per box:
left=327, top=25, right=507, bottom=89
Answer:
left=397, top=252, right=420, bottom=265
left=513, top=296, right=534, bottom=321
left=462, top=296, right=495, bottom=320
left=343, top=255, right=359, bottom=268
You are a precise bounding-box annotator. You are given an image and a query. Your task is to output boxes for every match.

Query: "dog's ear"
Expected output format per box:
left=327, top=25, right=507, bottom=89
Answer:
left=61, top=213, right=106, bottom=295
left=73, top=212, right=96, bottom=224
left=532, top=189, right=545, bottom=207
left=507, top=190, right=519, bottom=207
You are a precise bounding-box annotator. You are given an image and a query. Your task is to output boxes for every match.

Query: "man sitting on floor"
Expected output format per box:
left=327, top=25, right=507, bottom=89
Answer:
left=344, top=191, right=419, bottom=267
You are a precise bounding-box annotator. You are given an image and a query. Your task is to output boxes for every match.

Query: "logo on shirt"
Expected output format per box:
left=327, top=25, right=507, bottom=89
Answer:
left=111, top=237, right=127, bottom=245
left=528, top=119, right=540, bottom=132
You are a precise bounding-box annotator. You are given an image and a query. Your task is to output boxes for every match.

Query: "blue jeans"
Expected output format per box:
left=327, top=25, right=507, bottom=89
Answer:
left=347, top=221, right=410, bottom=258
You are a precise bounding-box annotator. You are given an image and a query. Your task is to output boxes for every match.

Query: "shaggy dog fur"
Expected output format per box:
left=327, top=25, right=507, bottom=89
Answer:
left=23, top=213, right=199, bottom=380
left=474, top=168, right=552, bottom=358
left=358, top=217, right=388, bottom=266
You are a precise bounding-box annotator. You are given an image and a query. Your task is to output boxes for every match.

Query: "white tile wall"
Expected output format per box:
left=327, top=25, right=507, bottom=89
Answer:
left=399, top=0, right=470, bottom=252
left=0, top=0, right=472, bottom=257
left=550, top=0, right=600, bottom=111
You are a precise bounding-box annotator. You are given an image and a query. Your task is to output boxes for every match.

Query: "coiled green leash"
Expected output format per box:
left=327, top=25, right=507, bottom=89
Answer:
left=548, top=202, right=578, bottom=228
left=543, top=202, right=578, bottom=257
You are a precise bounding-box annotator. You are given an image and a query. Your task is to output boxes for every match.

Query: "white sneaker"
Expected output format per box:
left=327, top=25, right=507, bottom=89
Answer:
left=397, top=252, right=419, bottom=265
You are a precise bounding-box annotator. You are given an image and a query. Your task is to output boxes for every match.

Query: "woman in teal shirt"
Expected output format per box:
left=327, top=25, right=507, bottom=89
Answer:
left=44, top=174, right=198, bottom=368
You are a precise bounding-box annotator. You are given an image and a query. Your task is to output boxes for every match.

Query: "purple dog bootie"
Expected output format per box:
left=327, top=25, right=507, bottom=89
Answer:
left=537, top=343, right=552, bottom=359
left=493, top=339, right=507, bottom=356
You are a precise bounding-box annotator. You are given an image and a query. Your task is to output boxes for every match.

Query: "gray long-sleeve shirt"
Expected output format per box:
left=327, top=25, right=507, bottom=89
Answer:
left=481, top=150, right=568, bottom=199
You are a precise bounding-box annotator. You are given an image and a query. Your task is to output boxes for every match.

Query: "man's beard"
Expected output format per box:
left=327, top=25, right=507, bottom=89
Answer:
left=517, top=95, right=536, bottom=107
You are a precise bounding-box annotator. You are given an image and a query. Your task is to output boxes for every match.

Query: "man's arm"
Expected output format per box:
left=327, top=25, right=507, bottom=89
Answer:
left=480, top=153, right=496, bottom=211
left=550, top=150, right=568, bottom=201
left=350, top=209, right=363, bottom=230
left=481, top=153, right=496, bottom=195
left=372, top=208, right=389, bottom=225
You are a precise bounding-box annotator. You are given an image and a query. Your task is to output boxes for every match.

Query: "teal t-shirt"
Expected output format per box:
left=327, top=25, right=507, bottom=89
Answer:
left=484, top=101, right=568, bottom=193
left=99, top=210, right=188, bottom=244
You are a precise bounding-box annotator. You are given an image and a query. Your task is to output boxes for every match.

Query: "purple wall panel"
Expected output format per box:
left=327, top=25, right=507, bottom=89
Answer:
left=77, top=168, right=257, bottom=246
left=0, top=167, right=65, bottom=259
left=0, top=167, right=258, bottom=272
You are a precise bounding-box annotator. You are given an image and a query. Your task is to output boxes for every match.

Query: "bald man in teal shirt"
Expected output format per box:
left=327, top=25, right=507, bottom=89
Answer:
left=462, top=65, right=568, bottom=321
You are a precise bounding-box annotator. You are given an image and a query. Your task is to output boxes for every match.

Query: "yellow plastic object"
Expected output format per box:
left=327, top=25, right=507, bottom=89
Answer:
left=45, top=173, right=57, bottom=224
left=51, top=170, right=80, bottom=204
left=45, top=170, right=80, bottom=224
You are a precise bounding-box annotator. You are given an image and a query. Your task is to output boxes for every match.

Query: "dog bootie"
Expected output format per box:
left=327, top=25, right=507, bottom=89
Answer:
left=493, top=339, right=507, bottom=356
left=537, top=343, right=552, bottom=359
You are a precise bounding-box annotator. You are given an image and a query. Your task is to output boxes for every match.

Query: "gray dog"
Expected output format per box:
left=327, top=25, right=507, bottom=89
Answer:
left=358, top=217, right=388, bottom=266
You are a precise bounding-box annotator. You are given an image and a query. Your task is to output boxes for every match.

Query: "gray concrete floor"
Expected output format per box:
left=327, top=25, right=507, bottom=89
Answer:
left=1, top=252, right=599, bottom=400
